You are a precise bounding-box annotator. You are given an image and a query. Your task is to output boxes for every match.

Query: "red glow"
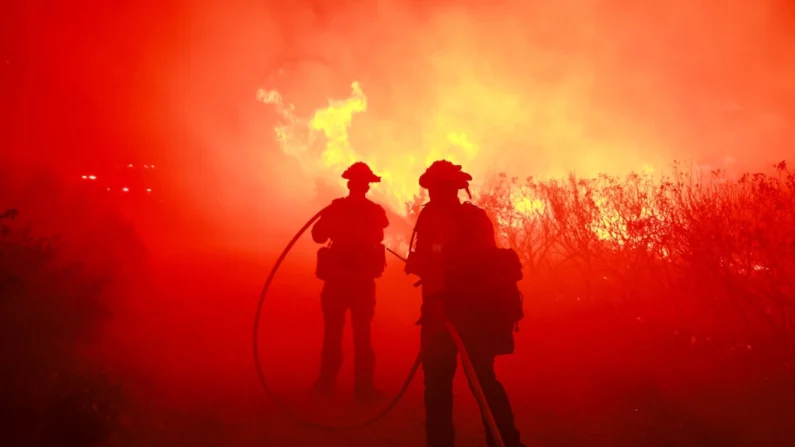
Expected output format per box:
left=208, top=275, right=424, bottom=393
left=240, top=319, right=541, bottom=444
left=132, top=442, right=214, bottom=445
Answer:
left=6, top=1, right=795, bottom=446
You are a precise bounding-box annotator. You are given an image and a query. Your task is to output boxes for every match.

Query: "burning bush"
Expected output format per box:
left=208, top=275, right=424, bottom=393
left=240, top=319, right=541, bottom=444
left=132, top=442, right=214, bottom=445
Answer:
left=406, top=161, right=795, bottom=369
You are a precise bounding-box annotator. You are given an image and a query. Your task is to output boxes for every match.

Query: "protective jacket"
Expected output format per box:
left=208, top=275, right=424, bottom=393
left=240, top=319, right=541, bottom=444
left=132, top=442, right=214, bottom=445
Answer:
left=312, top=196, right=389, bottom=281
left=407, top=200, right=523, bottom=355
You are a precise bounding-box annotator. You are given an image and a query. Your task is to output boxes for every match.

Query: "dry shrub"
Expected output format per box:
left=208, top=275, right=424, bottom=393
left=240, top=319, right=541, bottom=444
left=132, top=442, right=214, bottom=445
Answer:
left=405, top=161, right=795, bottom=369
left=0, top=207, right=130, bottom=447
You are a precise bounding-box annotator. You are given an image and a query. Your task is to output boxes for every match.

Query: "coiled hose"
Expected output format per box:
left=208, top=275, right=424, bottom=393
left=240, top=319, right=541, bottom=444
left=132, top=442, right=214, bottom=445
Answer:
left=253, top=208, right=506, bottom=446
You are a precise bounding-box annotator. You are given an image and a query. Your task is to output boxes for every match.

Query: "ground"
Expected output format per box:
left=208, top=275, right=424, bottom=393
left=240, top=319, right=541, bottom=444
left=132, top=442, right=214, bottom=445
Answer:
left=96, top=246, right=795, bottom=447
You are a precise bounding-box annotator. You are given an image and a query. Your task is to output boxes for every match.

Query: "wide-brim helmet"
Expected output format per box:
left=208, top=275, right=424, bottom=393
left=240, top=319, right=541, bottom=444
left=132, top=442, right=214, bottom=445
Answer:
left=419, top=160, right=472, bottom=190
left=342, top=162, right=381, bottom=183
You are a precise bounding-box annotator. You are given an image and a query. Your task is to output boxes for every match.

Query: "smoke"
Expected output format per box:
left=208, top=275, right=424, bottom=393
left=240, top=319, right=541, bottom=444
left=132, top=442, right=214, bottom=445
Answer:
left=271, top=0, right=795, bottom=179
left=5, top=0, right=794, bottom=248
left=4, top=3, right=795, bottom=438
left=253, top=0, right=795, bottom=218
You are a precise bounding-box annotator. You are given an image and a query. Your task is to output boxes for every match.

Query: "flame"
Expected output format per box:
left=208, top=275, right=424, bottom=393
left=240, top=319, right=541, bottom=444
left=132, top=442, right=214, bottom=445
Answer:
left=257, top=82, right=479, bottom=215
left=309, top=82, right=367, bottom=171
left=257, top=79, right=657, bottom=244
left=514, top=197, right=545, bottom=216
left=591, top=197, right=625, bottom=242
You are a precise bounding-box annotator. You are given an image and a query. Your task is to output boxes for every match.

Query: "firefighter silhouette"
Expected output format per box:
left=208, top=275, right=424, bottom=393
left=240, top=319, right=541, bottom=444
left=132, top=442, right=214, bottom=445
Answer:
left=311, top=162, right=389, bottom=401
left=405, top=160, right=526, bottom=447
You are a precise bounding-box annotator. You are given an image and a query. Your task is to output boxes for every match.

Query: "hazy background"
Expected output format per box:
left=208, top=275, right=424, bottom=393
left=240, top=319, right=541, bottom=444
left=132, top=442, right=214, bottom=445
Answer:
left=6, top=0, right=795, bottom=246
left=3, top=1, right=795, bottom=445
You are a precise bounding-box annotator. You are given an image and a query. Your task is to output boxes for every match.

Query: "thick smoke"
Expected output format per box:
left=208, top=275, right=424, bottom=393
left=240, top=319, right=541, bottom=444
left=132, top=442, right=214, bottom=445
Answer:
left=6, top=0, right=794, bottom=247
left=3, top=3, right=794, bottom=444
left=271, top=0, right=795, bottom=179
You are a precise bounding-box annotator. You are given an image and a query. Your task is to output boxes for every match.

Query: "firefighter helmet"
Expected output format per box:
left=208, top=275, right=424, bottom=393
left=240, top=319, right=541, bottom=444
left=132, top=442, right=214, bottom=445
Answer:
left=342, top=162, right=381, bottom=183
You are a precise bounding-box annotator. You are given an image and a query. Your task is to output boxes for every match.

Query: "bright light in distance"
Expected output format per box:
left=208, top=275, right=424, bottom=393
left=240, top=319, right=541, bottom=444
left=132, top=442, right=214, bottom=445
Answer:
left=81, top=175, right=97, bottom=180
left=82, top=175, right=87, bottom=179
left=122, top=187, right=129, bottom=192
left=146, top=188, right=152, bottom=192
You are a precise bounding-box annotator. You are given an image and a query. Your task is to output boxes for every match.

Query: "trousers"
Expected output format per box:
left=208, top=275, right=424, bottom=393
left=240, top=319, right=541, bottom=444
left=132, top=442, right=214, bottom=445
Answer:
left=421, top=325, right=525, bottom=447
left=317, top=278, right=376, bottom=390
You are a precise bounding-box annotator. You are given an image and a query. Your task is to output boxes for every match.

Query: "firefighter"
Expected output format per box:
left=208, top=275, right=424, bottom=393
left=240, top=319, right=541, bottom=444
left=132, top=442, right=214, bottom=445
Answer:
left=311, top=162, right=389, bottom=402
left=405, top=160, right=526, bottom=447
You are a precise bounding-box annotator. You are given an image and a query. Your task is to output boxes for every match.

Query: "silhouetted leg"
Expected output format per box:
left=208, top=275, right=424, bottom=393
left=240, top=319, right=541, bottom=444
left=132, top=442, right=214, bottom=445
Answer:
left=316, top=285, right=346, bottom=392
left=350, top=292, right=376, bottom=395
left=421, top=328, right=458, bottom=447
left=466, top=351, right=525, bottom=447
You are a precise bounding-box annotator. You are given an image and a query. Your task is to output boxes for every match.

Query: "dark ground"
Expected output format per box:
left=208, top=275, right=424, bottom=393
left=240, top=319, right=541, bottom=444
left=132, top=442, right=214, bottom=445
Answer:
left=90, top=242, right=795, bottom=447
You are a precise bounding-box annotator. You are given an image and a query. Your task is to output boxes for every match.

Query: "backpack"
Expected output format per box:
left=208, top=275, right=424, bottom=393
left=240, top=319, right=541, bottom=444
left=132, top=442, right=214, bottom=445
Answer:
left=412, top=201, right=525, bottom=355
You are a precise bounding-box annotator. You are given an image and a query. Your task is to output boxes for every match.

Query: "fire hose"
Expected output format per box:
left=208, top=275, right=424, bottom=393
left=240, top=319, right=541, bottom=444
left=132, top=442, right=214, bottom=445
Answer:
left=253, top=207, right=506, bottom=447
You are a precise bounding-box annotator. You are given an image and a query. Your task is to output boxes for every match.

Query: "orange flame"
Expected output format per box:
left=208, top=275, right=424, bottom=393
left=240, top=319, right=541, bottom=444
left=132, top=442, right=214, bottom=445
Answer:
left=257, top=82, right=480, bottom=215
left=257, top=80, right=657, bottom=246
